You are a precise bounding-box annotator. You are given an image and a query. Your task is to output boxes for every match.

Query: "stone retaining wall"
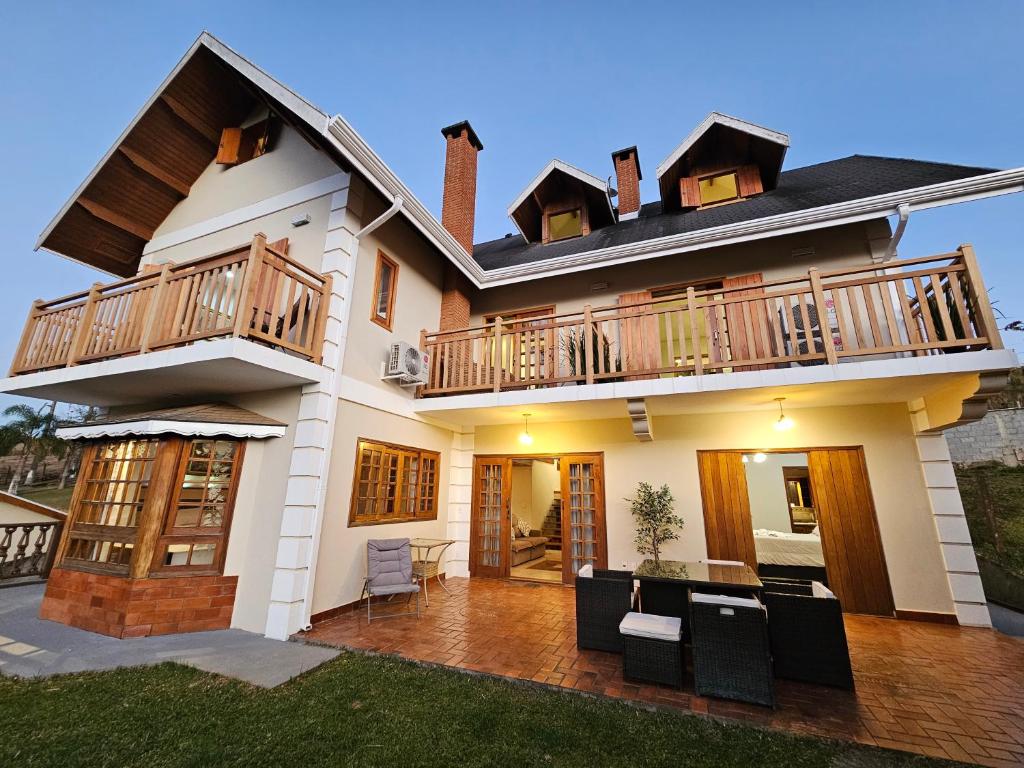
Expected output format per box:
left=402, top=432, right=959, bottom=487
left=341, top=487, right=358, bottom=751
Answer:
left=947, top=408, right=1024, bottom=467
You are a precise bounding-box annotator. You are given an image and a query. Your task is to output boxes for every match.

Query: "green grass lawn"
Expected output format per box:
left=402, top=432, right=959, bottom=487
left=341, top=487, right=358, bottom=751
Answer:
left=0, top=653, right=958, bottom=768
left=16, top=485, right=74, bottom=512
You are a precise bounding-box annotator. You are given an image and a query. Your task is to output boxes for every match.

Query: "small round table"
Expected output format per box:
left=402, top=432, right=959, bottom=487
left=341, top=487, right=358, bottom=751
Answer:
left=409, top=538, right=455, bottom=606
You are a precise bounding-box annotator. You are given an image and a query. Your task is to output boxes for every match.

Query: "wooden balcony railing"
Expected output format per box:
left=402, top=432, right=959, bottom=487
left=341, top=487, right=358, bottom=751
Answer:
left=10, top=234, right=332, bottom=375
left=0, top=521, right=63, bottom=583
left=419, top=245, right=1003, bottom=397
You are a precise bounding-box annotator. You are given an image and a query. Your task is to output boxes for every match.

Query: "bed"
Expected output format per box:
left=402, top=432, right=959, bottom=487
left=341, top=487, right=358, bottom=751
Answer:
left=754, top=528, right=828, bottom=583
left=753, top=529, right=826, bottom=568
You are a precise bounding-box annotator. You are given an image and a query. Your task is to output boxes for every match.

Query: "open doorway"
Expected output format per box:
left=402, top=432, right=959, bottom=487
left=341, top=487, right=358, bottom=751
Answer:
left=508, top=458, right=563, bottom=583
left=470, top=453, right=606, bottom=585
left=697, top=448, right=894, bottom=616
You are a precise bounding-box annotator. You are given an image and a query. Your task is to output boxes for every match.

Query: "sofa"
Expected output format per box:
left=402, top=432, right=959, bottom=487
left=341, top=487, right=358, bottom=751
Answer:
left=511, top=529, right=550, bottom=566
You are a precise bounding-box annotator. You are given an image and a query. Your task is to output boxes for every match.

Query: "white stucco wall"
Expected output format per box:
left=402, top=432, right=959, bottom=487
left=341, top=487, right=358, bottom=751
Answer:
left=472, top=402, right=955, bottom=616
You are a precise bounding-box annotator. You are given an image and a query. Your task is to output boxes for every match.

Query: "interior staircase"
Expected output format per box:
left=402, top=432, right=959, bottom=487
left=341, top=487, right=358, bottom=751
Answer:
left=541, top=496, right=562, bottom=550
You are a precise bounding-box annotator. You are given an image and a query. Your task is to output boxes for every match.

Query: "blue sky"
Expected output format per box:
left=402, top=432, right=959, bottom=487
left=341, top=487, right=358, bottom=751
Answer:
left=0, top=0, right=1021, bottom=413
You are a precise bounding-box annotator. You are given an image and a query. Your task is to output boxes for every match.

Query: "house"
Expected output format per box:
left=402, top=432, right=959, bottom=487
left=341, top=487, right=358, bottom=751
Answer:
left=3, top=32, right=1020, bottom=640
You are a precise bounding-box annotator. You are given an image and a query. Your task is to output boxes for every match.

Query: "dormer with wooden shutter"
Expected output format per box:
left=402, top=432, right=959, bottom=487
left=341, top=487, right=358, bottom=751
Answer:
left=507, top=160, right=616, bottom=244
left=658, top=113, right=789, bottom=212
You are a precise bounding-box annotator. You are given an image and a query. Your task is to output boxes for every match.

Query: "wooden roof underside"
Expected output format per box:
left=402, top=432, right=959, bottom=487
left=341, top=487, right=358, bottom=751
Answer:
left=41, top=47, right=289, bottom=276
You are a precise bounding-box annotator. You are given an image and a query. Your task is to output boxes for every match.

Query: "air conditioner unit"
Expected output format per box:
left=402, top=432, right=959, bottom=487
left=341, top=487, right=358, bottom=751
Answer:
left=383, top=342, right=429, bottom=386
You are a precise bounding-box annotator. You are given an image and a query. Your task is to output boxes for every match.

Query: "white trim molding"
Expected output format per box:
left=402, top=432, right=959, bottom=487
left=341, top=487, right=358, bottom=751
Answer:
left=144, top=173, right=348, bottom=255
left=56, top=421, right=286, bottom=441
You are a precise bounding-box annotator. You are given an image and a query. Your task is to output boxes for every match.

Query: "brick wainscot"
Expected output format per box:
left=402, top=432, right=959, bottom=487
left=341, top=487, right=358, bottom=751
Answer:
left=40, top=568, right=238, bottom=638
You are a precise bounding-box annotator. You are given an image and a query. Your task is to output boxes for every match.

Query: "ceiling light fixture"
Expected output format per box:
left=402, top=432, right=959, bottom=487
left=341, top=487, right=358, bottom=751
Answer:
left=773, top=397, right=794, bottom=431
left=752, top=452, right=767, bottom=463
left=518, top=413, right=534, bottom=446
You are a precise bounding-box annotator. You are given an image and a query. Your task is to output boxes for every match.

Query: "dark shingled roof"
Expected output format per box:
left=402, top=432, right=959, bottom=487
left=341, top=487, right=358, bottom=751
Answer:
left=472, top=155, right=996, bottom=271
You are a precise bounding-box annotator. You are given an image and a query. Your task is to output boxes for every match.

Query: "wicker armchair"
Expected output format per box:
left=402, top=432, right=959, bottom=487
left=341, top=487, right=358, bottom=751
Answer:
left=763, top=580, right=854, bottom=690
left=690, top=593, right=774, bottom=707
left=575, top=568, right=637, bottom=653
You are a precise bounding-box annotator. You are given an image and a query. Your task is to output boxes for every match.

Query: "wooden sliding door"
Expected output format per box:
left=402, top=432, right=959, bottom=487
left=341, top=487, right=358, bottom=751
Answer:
left=560, top=454, right=607, bottom=581
left=807, top=448, right=894, bottom=617
left=470, top=458, right=511, bottom=578
left=696, top=451, right=758, bottom=568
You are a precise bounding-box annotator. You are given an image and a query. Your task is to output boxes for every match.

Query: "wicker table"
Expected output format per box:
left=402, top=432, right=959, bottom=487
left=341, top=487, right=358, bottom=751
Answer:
left=409, top=538, right=454, bottom=607
left=633, top=560, right=763, bottom=640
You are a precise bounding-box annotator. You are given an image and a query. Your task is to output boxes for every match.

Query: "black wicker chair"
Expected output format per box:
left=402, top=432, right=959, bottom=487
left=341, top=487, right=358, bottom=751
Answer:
left=620, top=612, right=685, bottom=688
left=763, top=580, right=854, bottom=690
left=575, top=568, right=636, bottom=653
left=690, top=593, right=775, bottom=707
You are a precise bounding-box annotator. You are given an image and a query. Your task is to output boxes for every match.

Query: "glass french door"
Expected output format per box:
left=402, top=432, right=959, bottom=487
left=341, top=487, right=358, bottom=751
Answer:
left=559, top=455, right=607, bottom=581
left=470, top=458, right=511, bottom=578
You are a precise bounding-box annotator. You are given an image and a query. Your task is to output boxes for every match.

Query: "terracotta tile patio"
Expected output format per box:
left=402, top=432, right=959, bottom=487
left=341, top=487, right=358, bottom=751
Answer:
left=301, top=577, right=1024, bottom=767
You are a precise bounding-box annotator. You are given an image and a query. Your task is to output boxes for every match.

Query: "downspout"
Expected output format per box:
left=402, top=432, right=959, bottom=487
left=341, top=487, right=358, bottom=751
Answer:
left=883, top=203, right=911, bottom=262
left=297, top=193, right=404, bottom=631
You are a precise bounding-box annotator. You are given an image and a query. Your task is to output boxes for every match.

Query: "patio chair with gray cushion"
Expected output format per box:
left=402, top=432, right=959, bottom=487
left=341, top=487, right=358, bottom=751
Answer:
left=361, top=538, right=420, bottom=623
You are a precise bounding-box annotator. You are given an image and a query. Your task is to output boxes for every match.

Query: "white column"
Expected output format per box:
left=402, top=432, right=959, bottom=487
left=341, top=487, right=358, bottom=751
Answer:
left=265, top=174, right=361, bottom=640
left=910, top=410, right=991, bottom=627
left=445, top=428, right=475, bottom=578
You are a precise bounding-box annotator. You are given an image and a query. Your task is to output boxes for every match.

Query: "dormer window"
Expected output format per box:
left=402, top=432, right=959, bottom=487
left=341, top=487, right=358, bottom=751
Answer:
left=547, top=208, right=583, bottom=241
left=507, top=160, right=615, bottom=245
left=698, top=171, right=740, bottom=206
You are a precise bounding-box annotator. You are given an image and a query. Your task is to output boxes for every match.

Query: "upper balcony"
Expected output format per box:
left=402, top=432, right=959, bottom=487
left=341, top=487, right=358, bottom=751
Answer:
left=2, top=234, right=330, bottom=405
left=414, top=246, right=1015, bottom=423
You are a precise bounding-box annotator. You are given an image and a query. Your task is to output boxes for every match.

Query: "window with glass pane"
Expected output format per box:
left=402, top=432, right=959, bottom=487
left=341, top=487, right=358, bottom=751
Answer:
left=698, top=172, right=740, bottom=205
left=62, top=439, right=159, bottom=574
left=371, top=251, right=398, bottom=329
left=547, top=209, right=582, bottom=241
left=154, top=439, right=241, bottom=572
left=349, top=439, right=440, bottom=525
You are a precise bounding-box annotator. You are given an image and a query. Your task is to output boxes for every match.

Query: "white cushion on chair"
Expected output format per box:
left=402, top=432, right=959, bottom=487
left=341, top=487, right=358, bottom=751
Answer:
left=691, top=593, right=763, bottom=610
left=577, top=564, right=594, bottom=578
left=702, top=559, right=745, bottom=566
left=811, top=581, right=835, bottom=599
left=619, top=611, right=682, bottom=642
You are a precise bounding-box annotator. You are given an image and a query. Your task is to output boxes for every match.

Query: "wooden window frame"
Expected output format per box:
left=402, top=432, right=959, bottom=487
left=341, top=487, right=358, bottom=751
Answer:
left=149, top=439, right=245, bottom=576
left=545, top=206, right=584, bottom=242
left=58, top=439, right=161, bottom=577
left=348, top=437, right=440, bottom=527
left=370, top=250, right=399, bottom=331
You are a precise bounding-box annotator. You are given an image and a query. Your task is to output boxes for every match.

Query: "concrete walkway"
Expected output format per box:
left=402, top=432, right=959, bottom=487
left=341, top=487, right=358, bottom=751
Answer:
left=0, top=584, right=338, bottom=687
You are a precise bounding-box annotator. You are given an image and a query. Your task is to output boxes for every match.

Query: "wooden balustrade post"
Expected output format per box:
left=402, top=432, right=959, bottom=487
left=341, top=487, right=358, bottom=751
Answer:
left=686, top=286, right=703, bottom=376
left=583, top=304, right=595, bottom=385
left=808, top=268, right=839, bottom=365
left=959, top=244, right=1003, bottom=350
left=67, top=283, right=103, bottom=367
left=310, top=273, right=333, bottom=364
left=138, top=264, right=171, bottom=354
left=9, top=299, right=44, bottom=376
left=492, top=316, right=503, bottom=393
left=233, top=233, right=267, bottom=340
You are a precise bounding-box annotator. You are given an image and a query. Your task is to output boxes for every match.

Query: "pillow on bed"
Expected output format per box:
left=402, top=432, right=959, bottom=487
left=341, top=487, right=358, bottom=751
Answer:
left=810, top=526, right=820, bottom=537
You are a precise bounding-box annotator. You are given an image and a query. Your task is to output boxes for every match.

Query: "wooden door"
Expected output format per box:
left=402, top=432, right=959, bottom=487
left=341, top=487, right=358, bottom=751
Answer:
left=560, top=455, right=607, bottom=581
left=697, top=451, right=758, bottom=568
left=722, top=273, right=771, bottom=371
left=617, top=291, right=660, bottom=378
left=470, top=457, right=512, bottom=578
left=808, top=448, right=894, bottom=616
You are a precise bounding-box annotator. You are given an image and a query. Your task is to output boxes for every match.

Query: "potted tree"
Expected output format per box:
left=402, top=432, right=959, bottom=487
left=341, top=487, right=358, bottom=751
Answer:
left=628, top=482, right=683, bottom=564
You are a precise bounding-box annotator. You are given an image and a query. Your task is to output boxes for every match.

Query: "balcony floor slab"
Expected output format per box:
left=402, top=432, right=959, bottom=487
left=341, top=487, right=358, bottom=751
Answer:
left=0, top=338, right=323, bottom=406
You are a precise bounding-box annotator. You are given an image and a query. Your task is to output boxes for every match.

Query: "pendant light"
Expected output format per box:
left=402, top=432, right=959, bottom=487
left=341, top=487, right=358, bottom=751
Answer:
left=518, top=413, right=534, bottom=446
left=773, top=397, right=794, bottom=431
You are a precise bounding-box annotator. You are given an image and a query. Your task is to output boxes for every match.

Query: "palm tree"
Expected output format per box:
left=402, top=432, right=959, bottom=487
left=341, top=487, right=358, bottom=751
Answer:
left=1, top=401, right=62, bottom=494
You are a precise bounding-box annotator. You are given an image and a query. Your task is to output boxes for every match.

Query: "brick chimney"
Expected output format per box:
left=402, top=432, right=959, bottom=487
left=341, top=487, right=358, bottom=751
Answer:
left=439, top=120, right=482, bottom=331
left=612, top=146, right=642, bottom=220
